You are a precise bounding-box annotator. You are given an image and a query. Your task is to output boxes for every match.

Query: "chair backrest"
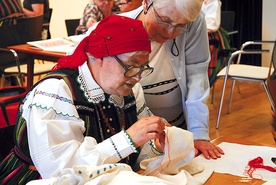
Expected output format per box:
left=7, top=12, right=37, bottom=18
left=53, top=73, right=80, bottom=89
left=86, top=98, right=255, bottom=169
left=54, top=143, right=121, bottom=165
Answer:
left=65, top=19, right=80, bottom=36
left=0, top=15, right=43, bottom=78
left=46, top=8, right=53, bottom=23
left=221, top=11, right=236, bottom=32
left=16, top=15, right=44, bottom=41
left=0, top=15, right=43, bottom=48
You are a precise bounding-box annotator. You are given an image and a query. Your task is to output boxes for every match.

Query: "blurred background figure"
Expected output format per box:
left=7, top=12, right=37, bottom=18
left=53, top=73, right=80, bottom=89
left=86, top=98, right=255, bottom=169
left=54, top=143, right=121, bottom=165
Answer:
left=76, top=0, right=118, bottom=35
left=201, top=0, right=221, bottom=33
left=22, top=0, right=51, bottom=39
left=201, top=0, right=223, bottom=86
left=0, top=0, right=24, bottom=26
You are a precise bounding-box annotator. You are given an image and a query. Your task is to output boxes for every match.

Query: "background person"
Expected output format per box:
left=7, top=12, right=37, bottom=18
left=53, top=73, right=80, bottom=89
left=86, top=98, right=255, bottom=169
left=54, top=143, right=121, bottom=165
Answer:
left=0, top=15, right=172, bottom=184
left=201, top=0, right=222, bottom=33
left=75, top=0, right=118, bottom=35
left=84, top=0, right=225, bottom=159
left=22, top=0, right=51, bottom=39
left=0, top=0, right=24, bottom=26
left=201, top=0, right=223, bottom=86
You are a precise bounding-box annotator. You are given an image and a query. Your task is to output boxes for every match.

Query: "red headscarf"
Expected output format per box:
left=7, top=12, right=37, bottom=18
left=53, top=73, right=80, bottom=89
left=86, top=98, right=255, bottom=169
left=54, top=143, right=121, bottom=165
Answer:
left=53, top=15, right=151, bottom=70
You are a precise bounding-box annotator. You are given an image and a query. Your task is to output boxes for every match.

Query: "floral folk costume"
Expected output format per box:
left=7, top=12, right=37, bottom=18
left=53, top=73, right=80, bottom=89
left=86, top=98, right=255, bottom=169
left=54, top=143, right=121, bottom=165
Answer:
left=0, top=15, right=151, bottom=185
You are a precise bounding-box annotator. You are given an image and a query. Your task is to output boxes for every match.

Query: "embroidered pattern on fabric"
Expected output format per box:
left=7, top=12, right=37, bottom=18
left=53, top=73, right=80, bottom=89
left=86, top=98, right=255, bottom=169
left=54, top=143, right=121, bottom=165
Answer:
left=76, top=105, right=94, bottom=112
left=109, top=137, right=123, bottom=159
left=137, top=103, right=147, bottom=116
left=109, top=95, right=124, bottom=108
left=122, top=128, right=138, bottom=153
left=29, top=103, right=79, bottom=119
left=142, top=79, right=177, bottom=90
left=168, top=112, right=184, bottom=124
left=123, top=100, right=136, bottom=110
left=77, top=74, right=105, bottom=103
left=74, top=163, right=129, bottom=181
left=144, top=85, right=179, bottom=95
left=35, top=90, right=73, bottom=104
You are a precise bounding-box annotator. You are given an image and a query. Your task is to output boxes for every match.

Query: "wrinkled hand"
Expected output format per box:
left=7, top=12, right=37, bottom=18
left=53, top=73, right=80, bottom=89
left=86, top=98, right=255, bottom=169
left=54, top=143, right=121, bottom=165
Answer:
left=126, top=116, right=166, bottom=147
left=194, top=140, right=224, bottom=160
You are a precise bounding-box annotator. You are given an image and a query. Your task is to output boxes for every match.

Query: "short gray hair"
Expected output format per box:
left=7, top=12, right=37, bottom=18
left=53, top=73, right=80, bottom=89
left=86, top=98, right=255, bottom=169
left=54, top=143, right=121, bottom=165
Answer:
left=148, top=0, right=203, bottom=21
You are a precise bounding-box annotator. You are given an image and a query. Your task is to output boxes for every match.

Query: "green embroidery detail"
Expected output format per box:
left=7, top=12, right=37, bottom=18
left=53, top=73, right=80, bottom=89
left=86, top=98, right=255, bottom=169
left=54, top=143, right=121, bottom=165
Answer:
left=29, top=103, right=80, bottom=119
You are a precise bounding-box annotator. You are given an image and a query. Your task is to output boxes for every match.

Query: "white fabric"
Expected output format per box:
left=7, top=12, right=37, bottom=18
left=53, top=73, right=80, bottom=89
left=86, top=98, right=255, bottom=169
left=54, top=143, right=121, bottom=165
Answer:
left=27, top=127, right=213, bottom=185
left=22, top=62, right=139, bottom=178
left=193, top=142, right=276, bottom=181
left=201, top=0, right=222, bottom=32
left=27, top=164, right=190, bottom=185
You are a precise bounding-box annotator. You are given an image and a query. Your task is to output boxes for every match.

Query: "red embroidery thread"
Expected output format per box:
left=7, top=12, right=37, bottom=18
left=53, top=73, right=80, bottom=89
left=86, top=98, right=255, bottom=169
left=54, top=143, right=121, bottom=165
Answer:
left=155, top=128, right=171, bottom=176
left=244, top=156, right=276, bottom=179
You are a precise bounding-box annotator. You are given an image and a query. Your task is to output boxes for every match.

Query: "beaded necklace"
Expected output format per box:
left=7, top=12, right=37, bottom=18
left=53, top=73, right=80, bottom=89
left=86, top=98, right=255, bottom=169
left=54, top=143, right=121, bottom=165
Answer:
left=98, top=105, right=125, bottom=135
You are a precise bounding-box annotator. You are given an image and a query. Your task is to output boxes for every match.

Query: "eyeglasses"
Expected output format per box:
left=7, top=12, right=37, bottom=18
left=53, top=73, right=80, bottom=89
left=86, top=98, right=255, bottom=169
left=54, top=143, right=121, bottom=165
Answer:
left=150, top=2, right=188, bottom=32
left=113, top=55, right=154, bottom=78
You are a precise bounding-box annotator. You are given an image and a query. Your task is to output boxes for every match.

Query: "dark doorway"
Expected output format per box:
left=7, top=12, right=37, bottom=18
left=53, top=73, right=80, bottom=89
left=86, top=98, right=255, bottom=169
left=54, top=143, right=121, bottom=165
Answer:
left=221, top=0, right=262, bottom=65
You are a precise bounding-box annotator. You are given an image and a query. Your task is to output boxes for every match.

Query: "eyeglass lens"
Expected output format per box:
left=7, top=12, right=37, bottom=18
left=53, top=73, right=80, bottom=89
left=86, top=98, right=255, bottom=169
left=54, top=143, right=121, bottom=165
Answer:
left=114, top=56, right=154, bottom=78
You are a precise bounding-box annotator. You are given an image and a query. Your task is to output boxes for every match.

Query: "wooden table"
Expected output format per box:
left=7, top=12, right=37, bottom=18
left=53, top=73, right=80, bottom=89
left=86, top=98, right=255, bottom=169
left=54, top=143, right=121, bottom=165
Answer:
left=7, top=44, right=66, bottom=89
left=204, top=137, right=275, bottom=185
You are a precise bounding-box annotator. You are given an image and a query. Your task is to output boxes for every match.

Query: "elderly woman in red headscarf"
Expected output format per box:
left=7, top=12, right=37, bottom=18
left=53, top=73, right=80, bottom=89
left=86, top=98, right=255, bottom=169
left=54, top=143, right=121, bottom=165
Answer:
left=0, top=15, right=169, bottom=185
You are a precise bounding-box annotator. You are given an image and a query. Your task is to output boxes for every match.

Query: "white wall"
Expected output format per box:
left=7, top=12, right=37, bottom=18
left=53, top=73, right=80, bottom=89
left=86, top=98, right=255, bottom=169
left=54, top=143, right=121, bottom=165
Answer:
left=262, top=0, right=276, bottom=67
left=49, top=0, right=90, bottom=38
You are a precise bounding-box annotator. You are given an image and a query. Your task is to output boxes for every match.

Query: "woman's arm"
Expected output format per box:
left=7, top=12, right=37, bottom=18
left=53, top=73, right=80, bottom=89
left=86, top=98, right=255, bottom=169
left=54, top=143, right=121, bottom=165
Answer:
left=23, top=4, right=44, bottom=17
